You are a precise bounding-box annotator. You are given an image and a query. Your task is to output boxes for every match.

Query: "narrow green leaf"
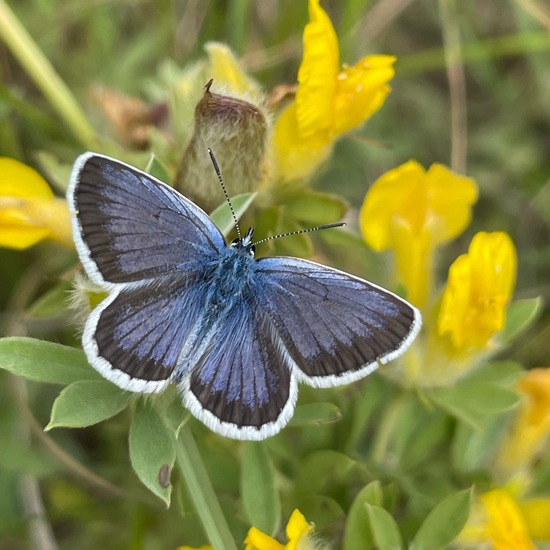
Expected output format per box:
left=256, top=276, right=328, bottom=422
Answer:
left=285, top=190, right=348, bottom=225
left=129, top=399, right=176, bottom=506
left=452, top=415, right=509, bottom=472
left=47, top=380, right=132, bottom=429
left=210, top=192, right=257, bottom=236
left=500, top=297, right=543, bottom=343
left=410, top=488, right=471, bottom=550
left=295, top=450, right=361, bottom=495
left=343, top=481, right=383, bottom=550
left=145, top=154, right=172, bottom=184
left=0, top=337, right=101, bottom=385
left=366, top=504, right=403, bottom=550
left=241, top=442, right=281, bottom=536
left=464, top=361, right=523, bottom=387
left=289, top=402, right=342, bottom=427
left=427, top=381, right=520, bottom=429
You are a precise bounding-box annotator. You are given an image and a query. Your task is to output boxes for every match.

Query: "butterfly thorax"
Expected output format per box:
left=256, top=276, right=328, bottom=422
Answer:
left=203, top=231, right=257, bottom=309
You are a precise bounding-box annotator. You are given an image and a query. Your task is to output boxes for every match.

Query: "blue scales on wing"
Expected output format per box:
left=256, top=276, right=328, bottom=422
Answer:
left=84, top=274, right=210, bottom=391
left=183, top=298, right=296, bottom=440
left=254, top=257, right=421, bottom=388
left=69, top=154, right=225, bottom=284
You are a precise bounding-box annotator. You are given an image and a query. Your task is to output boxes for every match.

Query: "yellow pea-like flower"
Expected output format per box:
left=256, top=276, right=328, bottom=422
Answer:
left=272, top=0, right=395, bottom=183
left=245, top=509, right=315, bottom=550
left=438, top=231, right=516, bottom=351
left=0, top=157, right=72, bottom=249
left=360, top=160, right=478, bottom=307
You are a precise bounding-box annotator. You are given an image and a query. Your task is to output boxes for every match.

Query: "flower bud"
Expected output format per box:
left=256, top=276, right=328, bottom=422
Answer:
left=175, top=81, right=269, bottom=212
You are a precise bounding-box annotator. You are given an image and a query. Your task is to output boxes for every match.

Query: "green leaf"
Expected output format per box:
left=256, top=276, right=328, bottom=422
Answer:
left=295, top=450, right=362, bottom=495
left=366, top=504, right=403, bottom=550
left=285, top=190, right=347, bottom=225
left=343, top=482, right=384, bottom=550
left=27, top=280, right=72, bottom=318
left=241, top=442, right=281, bottom=536
left=452, top=414, right=509, bottom=472
left=465, top=361, right=523, bottom=387
left=129, top=399, right=176, bottom=506
left=47, top=380, right=132, bottom=429
left=500, top=297, right=543, bottom=343
left=163, top=396, right=190, bottom=438
left=145, top=154, right=172, bottom=184
left=289, top=402, right=342, bottom=427
left=427, top=381, right=520, bottom=429
left=210, top=192, right=257, bottom=236
left=0, top=337, right=101, bottom=385
left=410, top=488, right=471, bottom=550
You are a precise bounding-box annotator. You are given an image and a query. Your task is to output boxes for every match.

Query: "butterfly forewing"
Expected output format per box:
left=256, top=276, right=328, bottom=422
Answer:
left=68, top=153, right=225, bottom=284
left=255, top=257, right=421, bottom=387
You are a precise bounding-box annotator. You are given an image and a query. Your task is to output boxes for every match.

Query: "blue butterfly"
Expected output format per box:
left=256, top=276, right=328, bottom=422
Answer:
left=68, top=152, right=421, bottom=440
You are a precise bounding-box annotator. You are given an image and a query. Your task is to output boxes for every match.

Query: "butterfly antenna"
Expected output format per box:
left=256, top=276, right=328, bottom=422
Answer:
left=253, top=222, right=345, bottom=246
left=208, top=148, right=241, bottom=239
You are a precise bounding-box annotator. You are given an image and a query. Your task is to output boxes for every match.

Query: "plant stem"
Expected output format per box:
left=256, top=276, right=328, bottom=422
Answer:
left=0, top=0, right=97, bottom=149
left=176, top=426, right=238, bottom=550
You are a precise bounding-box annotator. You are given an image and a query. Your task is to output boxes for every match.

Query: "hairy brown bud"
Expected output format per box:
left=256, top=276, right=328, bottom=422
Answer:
left=175, top=81, right=269, bottom=212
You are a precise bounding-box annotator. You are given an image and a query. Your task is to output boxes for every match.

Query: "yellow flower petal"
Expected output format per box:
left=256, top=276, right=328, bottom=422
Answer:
left=272, top=102, right=333, bottom=182
left=360, top=161, right=478, bottom=306
left=520, top=498, right=550, bottom=540
left=334, top=55, right=395, bottom=135
left=0, top=157, right=54, bottom=199
left=495, top=368, right=550, bottom=475
left=272, top=0, right=394, bottom=183
left=244, top=527, right=285, bottom=550
left=244, top=509, right=315, bottom=550
left=205, top=42, right=262, bottom=101
left=0, top=158, right=72, bottom=249
left=438, top=231, right=516, bottom=351
left=296, top=0, right=339, bottom=138
left=481, top=489, right=536, bottom=550
left=285, top=509, right=314, bottom=550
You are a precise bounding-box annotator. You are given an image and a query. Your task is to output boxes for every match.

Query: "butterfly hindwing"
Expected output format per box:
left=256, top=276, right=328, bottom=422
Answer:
left=68, top=153, right=225, bottom=284
left=255, top=257, right=421, bottom=388
left=83, top=274, right=208, bottom=392
left=182, top=299, right=298, bottom=440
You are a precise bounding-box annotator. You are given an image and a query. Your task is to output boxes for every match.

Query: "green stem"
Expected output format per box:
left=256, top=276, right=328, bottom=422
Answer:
left=176, top=426, right=238, bottom=550
left=0, top=0, right=97, bottom=149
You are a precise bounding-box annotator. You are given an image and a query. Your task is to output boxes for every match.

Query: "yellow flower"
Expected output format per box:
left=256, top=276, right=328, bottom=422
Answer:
left=520, top=498, right=550, bottom=540
left=438, top=231, right=516, bottom=352
left=360, top=160, right=478, bottom=307
left=245, top=509, right=315, bottom=550
left=460, top=488, right=550, bottom=548
left=0, top=157, right=72, bottom=249
left=272, top=0, right=395, bottom=182
left=495, top=368, right=550, bottom=477
left=478, top=489, right=536, bottom=550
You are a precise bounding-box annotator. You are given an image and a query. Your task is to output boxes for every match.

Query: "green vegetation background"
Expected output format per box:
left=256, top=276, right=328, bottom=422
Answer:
left=1, top=0, right=549, bottom=548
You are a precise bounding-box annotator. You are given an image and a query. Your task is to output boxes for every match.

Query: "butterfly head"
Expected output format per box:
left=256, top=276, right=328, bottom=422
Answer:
left=230, top=227, right=255, bottom=257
